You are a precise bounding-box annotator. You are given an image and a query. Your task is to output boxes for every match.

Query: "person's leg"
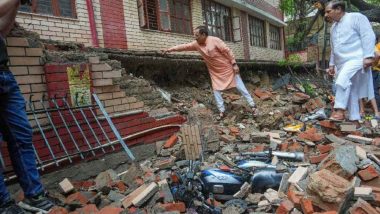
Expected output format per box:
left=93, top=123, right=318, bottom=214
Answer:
left=347, top=83, right=361, bottom=121
left=213, top=90, right=225, bottom=113
left=235, top=75, right=255, bottom=107
left=0, top=72, right=53, bottom=212
left=373, top=71, right=380, bottom=109
left=359, top=98, right=365, bottom=117
left=0, top=72, right=43, bottom=197
left=370, top=98, right=380, bottom=117
left=0, top=73, right=12, bottom=206
left=331, top=84, right=350, bottom=120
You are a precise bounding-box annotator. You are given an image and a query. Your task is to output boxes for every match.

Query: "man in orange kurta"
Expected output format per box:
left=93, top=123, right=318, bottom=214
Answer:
left=163, top=26, right=257, bottom=118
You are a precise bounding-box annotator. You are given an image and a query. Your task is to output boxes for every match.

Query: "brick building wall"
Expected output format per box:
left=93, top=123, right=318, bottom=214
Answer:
left=124, top=0, right=247, bottom=59
left=16, top=1, right=97, bottom=46
left=249, top=21, right=285, bottom=61
left=15, top=0, right=285, bottom=61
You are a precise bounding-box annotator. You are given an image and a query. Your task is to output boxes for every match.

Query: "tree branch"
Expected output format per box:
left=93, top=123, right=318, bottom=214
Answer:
left=360, top=9, right=380, bottom=23
left=350, top=0, right=376, bottom=11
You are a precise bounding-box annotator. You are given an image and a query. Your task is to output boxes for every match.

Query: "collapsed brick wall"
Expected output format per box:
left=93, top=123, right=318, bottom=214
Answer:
left=4, top=36, right=185, bottom=174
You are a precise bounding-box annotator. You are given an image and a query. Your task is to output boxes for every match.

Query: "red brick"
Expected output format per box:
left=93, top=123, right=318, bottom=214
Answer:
left=349, top=198, right=378, bottom=214
left=300, top=198, right=314, bottom=214
left=251, top=145, right=265, bottom=152
left=317, top=144, right=334, bottom=154
left=309, top=153, right=329, bottom=164
left=112, top=181, right=127, bottom=193
left=77, top=204, right=99, bottom=213
left=163, top=135, right=178, bottom=149
left=298, top=128, right=324, bottom=142
left=280, top=142, right=289, bottom=151
left=65, top=192, right=89, bottom=206
left=48, top=206, right=68, bottom=214
left=358, top=165, right=379, bottom=181
left=229, top=127, right=239, bottom=134
left=319, top=120, right=338, bottom=130
left=287, top=189, right=301, bottom=207
left=373, top=138, right=380, bottom=147
left=288, top=142, right=303, bottom=152
left=313, top=212, right=338, bottom=214
left=276, top=199, right=294, bottom=214
left=98, top=206, right=123, bottom=214
left=72, top=181, right=95, bottom=190
left=160, top=202, right=186, bottom=212
left=254, top=88, right=272, bottom=100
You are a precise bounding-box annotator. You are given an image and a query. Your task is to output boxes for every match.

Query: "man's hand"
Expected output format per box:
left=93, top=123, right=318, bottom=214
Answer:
left=161, top=49, right=171, bottom=55
left=326, top=66, right=335, bottom=76
left=363, top=58, right=374, bottom=69
left=232, top=64, right=239, bottom=74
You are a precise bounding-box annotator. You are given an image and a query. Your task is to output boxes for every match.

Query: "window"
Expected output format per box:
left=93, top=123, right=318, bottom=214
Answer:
left=248, top=16, right=265, bottom=47
left=269, top=25, right=281, bottom=50
left=19, top=0, right=77, bottom=18
left=202, top=0, right=233, bottom=41
left=137, top=0, right=192, bottom=35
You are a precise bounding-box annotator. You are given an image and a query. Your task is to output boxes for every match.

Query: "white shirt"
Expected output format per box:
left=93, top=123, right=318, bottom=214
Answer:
left=329, top=12, right=375, bottom=67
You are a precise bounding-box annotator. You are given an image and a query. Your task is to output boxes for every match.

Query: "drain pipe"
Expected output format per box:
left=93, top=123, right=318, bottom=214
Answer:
left=86, top=0, right=99, bottom=47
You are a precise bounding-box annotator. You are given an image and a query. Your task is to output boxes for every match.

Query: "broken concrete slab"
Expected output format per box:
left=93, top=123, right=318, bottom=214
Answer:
left=95, top=169, right=119, bottom=190
left=325, top=134, right=346, bottom=144
left=288, top=167, right=308, bottom=184
left=319, top=145, right=358, bottom=179
left=346, top=135, right=373, bottom=145
left=307, top=169, right=351, bottom=203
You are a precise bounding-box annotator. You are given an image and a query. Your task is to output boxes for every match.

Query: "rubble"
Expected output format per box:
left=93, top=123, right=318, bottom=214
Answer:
left=25, top=72, right=380, bottom=214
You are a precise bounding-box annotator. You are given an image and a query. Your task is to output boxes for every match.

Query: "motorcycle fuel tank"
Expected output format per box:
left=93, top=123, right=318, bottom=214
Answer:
left=200, top=169, right=245, bottom=201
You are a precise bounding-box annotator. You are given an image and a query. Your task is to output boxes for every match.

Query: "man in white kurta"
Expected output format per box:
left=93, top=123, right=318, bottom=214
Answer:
left=325, top=1, right=375, bottom=122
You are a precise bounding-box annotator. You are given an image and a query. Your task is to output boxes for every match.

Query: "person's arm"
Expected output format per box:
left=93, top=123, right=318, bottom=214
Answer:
left=162, top=41, right=197, bottom=54
left=355, top=14, right=376, bottom=68
left=215, top=37, right=236, bottom=65
left=326, top=25, right=336, bottom=76
left=0, top=0, right=20, bottom=36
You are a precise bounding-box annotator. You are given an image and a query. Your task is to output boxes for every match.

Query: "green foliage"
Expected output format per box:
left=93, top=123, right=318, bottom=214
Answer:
left=278, top=54, right=303, bottom=67
left=366, top=0, right=380, bottom=6
left=280, top=0, right=297, bottom=17
left=303, top=82, right=316, bottom=97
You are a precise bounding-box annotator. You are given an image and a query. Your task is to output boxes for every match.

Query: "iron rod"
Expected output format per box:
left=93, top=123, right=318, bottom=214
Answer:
left=74, top=97, right=106, bottom=154
left=51, top=98, right=85, bottom=159
left=40, top=99, right=72, bottom=163
left=28, top=99, right=58, bottom=167
left=62, top=98, right=96, bottom=157
left=93, top=94, right=135, bottom=161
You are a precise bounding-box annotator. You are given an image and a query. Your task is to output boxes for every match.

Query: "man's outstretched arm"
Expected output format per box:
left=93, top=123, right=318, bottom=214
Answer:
left=162, top=41, right=197, bottom=54
left=0, top=0, right=20, bottom=36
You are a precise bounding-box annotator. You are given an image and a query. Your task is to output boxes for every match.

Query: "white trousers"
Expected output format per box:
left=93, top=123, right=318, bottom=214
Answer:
left=334, top=70, right=362, bottom=121
left=213, top=75, right=255, bottom=113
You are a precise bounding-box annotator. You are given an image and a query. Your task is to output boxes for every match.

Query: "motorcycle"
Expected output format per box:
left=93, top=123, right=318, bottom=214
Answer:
left=170, top=151, right=301, bottom=213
